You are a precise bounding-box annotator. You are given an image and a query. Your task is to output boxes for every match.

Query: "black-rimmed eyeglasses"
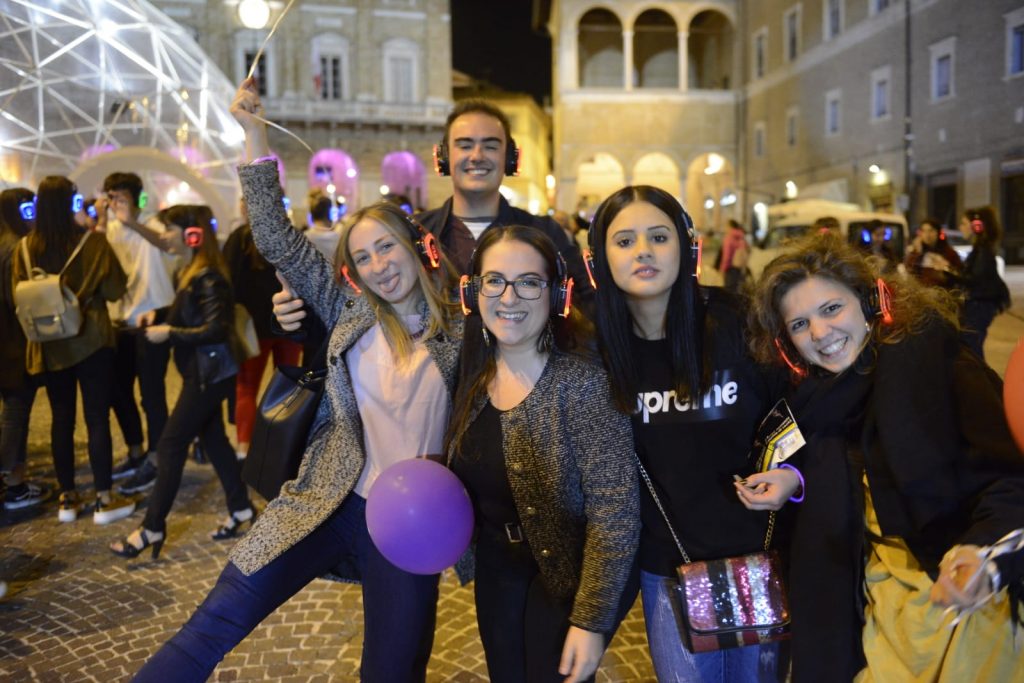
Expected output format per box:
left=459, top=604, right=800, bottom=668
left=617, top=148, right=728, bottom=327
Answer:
left=477, top=275, right=550, bottom=300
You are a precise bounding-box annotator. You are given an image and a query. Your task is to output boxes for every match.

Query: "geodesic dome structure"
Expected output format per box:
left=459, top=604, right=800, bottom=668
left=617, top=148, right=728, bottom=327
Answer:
left=0, top=0, right=245, bottom=219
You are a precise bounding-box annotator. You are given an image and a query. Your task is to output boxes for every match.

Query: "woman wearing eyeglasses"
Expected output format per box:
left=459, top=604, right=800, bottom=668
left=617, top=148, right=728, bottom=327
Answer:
left=447, top=225, right=639, bottom=683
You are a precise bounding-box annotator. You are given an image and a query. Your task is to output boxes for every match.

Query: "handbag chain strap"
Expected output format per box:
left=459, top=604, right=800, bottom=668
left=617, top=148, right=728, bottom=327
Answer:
left=634, top=454, right=775, bottom=566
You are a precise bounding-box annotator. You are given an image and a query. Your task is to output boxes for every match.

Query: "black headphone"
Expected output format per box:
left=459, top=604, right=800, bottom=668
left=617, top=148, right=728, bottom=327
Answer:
left=459, top=250, right=574, bottom=319
left=583, top=206, right=701, bottom=289
left=433, top=136, right=521, bottom=177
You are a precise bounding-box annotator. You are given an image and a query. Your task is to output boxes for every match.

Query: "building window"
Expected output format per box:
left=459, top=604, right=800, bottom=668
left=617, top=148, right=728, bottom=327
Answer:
left=869, top=0, right=890, bottom=16
left=1007, top=7, right=1024, bottom=78
left=871, top=65, right=891, bottom=120
left=235, top=30, right=275, bottom=97
left=825, top=89, right=841, bottom=135
left=382, top=39, right=419, bottom=103
left=784, top=5, right=801, bottom=63
left=753, top=27, right=768, bottom=79
left=754, top=121, right=766, bottom=158
left=823, top=0, right=843, bottom=41
left=929, top=37, right=956, bottom=101
left=244, top=51, right=268, bottom=96
left=312, top=34, right=349, bottom=101
left=786, top=108, right=799, bottom=147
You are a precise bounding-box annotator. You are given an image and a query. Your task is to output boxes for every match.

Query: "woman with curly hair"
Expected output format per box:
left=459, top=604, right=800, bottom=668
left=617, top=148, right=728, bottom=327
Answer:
left=741, top=231, right=1024, bottom=682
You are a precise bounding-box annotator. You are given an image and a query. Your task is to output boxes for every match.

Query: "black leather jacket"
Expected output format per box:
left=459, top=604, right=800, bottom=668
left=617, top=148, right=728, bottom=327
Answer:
left=167, top=268, right=241, bottom=388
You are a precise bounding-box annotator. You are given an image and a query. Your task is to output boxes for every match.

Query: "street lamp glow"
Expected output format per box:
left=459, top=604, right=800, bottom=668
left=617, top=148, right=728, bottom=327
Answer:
left=868, top=164, right=881, bottom=174
left=238, top=0, right=271, bottom=30
left=704, top=197, right=716, bottom=210
left=325, top=183, right=336, bottom=195
left=704, top=153, right=725, bottom=176
left=346, top=168, right=357, bottom=178
left=545, top=174, right=556, bottom=190
left=785, top=180, right=798, bottom=199
left=380, top=185, right=390, bottom=195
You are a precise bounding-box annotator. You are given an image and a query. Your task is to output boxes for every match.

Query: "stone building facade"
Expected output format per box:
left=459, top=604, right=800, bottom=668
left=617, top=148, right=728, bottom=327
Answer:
left=152, top=0, right=454, bottom=212
left=539, top=0, right=1024, bottom=256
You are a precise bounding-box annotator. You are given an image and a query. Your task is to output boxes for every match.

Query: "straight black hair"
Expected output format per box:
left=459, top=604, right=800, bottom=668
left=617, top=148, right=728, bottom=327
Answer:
left=29, top=176, right=82, bottom=273
left=587, top=185, right=706, bottom=414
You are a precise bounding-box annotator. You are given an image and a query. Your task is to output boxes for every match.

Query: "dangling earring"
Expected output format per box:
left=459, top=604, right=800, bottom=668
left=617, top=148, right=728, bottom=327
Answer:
left=482, top=326, right=491, bottom=347
left=538, top=321, right=554, bottom=353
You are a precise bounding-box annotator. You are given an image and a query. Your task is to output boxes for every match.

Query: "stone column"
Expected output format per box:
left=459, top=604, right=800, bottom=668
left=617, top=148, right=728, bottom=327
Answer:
left=623, top=30, right=633, bottom=90
left=678, top=30, right=689, bottom=91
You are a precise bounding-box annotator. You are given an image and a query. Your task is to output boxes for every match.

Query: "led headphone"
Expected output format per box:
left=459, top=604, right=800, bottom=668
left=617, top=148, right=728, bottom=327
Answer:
left=19, top=197, right=36, bottom=221
left=433, top=136, right=521, bottom=177
left=86, top=204, right=98, bottom=219
left=282, top=196, right=291, bottom=211
left=138, top=190, right=148, bottom=210
left=458, top=250, right=574, bottom=319
left=328, top=200, right=348, bottom=224
left=583, top=206, right=701, bottom=289
left=71, top=192, right=84, bottom=214
left=184, top=226, right=204, bottom=248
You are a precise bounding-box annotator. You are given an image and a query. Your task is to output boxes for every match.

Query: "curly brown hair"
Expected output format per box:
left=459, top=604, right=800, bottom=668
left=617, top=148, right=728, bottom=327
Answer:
left=748, top=231, right=959, bottom=376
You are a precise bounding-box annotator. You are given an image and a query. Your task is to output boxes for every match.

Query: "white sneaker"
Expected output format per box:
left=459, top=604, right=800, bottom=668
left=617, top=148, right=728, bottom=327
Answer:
left=57, top=491, right=82, bottom=523
left=93, top=493, right=136, bottom=525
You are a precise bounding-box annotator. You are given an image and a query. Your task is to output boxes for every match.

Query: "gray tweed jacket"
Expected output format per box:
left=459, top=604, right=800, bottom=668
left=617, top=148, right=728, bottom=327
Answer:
left=230, top=161, right=462, bottom=579
left=449, top=352, right=640, bottom=634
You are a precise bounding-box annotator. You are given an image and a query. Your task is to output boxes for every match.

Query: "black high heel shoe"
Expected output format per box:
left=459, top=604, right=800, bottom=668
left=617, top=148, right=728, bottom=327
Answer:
left=110, top=528, right=164, bottom=560
left=211, top=508, right=256, bottom=541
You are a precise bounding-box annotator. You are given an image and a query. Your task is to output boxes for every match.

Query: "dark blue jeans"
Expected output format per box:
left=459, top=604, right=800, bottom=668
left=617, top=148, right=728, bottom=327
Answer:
left=961, top=299, right=1000, bottom=361
left=133, top=494, right=439, bottom=683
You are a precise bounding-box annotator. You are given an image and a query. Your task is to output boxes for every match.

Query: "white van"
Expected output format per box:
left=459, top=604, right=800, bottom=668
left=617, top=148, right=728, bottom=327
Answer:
left=747, top=199, right=908, bottom=277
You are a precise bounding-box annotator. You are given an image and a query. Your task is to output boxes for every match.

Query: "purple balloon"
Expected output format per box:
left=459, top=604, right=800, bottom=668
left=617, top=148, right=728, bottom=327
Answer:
left=366, top=458, right=474, bottom=575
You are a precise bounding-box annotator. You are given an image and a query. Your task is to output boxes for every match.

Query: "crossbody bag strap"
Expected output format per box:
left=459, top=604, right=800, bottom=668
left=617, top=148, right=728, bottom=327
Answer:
left=635, top=453, right=776, bottom=564
left=58, top=231, right=91, bottom=276
left=635, top=453, right=693, bottom=564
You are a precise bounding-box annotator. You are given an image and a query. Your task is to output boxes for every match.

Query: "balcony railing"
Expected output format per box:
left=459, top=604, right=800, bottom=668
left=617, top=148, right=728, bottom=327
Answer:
left=263, top=98, right=450, bottom=126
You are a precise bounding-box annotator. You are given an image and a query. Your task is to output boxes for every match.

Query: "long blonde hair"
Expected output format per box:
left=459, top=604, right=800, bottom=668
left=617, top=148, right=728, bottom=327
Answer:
left=336, top=203, right=458, bottom=362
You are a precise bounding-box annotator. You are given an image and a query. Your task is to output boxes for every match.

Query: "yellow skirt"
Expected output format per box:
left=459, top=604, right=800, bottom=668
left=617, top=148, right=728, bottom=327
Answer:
left=855, top=488, right=1024, bottom=683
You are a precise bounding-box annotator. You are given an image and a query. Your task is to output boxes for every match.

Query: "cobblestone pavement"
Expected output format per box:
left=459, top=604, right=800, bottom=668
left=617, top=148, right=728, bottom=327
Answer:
left=4, top=292, right=1023, bottom=683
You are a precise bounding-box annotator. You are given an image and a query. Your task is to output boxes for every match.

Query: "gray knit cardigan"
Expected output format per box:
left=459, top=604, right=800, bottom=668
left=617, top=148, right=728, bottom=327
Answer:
left=449, top=352, right=640, bottom=634
left=230, top=161, right=462, bottom=579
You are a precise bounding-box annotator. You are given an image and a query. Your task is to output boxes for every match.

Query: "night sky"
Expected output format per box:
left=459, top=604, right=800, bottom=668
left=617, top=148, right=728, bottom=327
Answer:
left=450, top=0, right=551, bottom=105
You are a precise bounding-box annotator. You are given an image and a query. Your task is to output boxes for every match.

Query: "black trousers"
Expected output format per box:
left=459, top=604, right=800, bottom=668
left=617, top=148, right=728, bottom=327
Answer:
left=142, top=371, right=249, bottom=534
left=474, top=530, right=637, bottom=683
left=42, top=347, right=115, bottom=492
left=110, top=309, right=171, bottom=454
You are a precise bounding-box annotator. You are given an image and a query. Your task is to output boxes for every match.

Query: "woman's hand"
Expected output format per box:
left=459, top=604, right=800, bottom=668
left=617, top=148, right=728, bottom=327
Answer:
left=559, top=626, right=604, bottom=683
left=734, top=468, right=801, bottom=511
left=144, top=324, right=171, bottom=344
left=229, top=78, right=270, bottom=161
left=930, top=545, right=993, bottom=609
left=271, top=288, right=306, bottom=332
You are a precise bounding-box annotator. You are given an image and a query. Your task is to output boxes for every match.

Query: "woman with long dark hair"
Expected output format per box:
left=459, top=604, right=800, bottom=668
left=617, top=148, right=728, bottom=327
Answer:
left=447, top=225, right=638, bottom=683
left=585, top=186, right=789, bottom=682
left=12, top=176, right=133, bottom=524
left=0, top=188, right=48, bottom=509
left=957, top=206, right=1010, bottom=360
left=744, top=232, right=1024, bottom=681
left=110, top=204, right=253, bottom=558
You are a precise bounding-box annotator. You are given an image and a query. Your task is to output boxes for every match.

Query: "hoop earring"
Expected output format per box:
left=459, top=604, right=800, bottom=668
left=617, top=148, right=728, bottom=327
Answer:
left=482, top=326, right=491, bottom=347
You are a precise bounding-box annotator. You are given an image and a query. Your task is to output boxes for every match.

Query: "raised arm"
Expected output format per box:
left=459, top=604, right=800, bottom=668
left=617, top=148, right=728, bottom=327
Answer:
left=230, top=78, right=345, bottom=328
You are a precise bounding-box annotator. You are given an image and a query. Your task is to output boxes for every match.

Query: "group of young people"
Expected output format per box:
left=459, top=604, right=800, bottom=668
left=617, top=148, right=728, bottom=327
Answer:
left=4, top=73, right=1022, bottom=681
left=125, top=78, right=1024, bottom=683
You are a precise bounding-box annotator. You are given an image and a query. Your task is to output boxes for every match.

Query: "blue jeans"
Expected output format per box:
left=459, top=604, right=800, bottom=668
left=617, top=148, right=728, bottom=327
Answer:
left=640, top=570, right=786, bottom=683
left=133, top=494, right=439, bottom=682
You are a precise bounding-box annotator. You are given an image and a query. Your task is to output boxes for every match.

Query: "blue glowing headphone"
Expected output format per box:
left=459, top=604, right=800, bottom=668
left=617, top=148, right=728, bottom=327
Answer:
left=86, top=203, right=98, bottom=219
left=71, top=192, right=84, bottom=214
left=19, top=197, right=36, bottom=221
